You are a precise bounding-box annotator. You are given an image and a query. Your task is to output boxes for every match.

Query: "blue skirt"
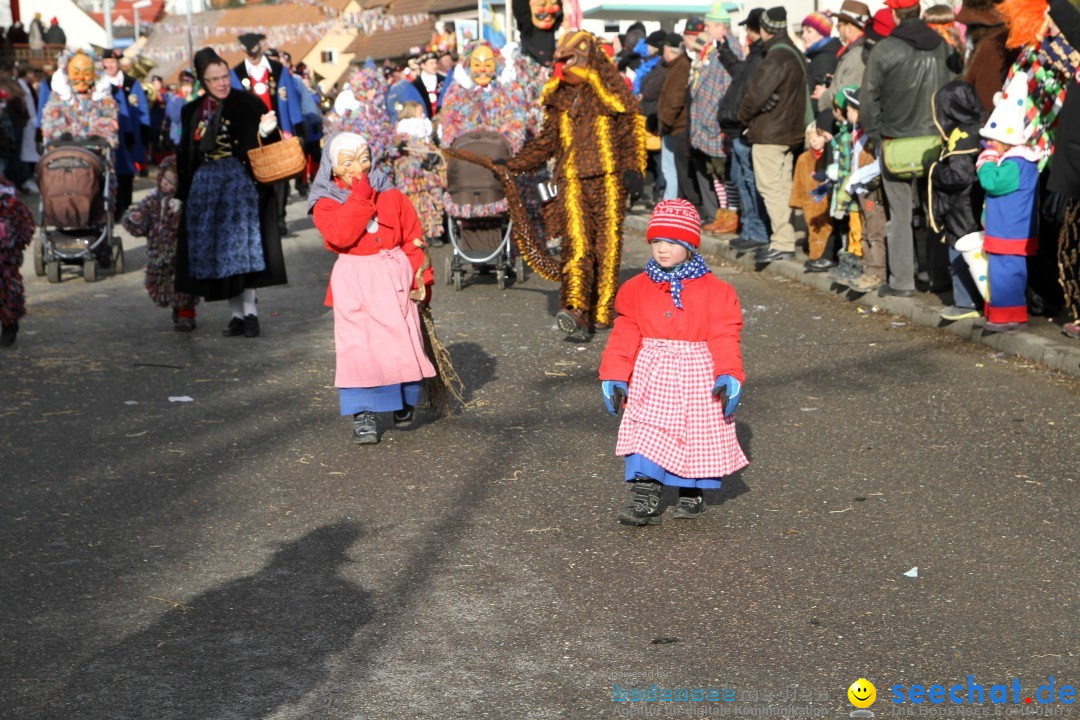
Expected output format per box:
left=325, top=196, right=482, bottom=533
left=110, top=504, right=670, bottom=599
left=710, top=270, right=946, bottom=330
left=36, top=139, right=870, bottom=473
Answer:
left=340, top=381, right=422, bottom=415
left=186, top=157, right=265, bottom=280
left=624, top=453, right=723, bottom=490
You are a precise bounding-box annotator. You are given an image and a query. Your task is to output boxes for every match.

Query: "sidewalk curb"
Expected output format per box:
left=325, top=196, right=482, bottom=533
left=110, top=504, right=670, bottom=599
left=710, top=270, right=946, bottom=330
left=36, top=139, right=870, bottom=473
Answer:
left=623, top=214, right=1080, bottom=378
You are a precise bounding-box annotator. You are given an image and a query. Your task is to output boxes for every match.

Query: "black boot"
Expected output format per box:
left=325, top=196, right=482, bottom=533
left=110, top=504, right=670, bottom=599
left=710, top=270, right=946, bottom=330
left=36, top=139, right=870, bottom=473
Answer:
left=0, top=322, right=18, bottom=348
left=352, top=411, right=379, bottom=445
left=618, top=480, right=663, bottom=526
left=672, top=488, right=705, bottom=519
left=393, top=405, right=414, bottom=427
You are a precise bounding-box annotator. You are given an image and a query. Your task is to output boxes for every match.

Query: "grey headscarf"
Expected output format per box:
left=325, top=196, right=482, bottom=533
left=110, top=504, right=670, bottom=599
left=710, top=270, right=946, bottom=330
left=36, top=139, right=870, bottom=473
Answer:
left=307, top=131, right=394, bottom=213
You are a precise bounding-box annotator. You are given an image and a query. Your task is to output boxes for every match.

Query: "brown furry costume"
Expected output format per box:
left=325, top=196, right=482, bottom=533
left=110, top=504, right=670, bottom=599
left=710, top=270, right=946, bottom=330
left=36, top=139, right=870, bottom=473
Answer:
left=504, top=31, right=646, bottom=339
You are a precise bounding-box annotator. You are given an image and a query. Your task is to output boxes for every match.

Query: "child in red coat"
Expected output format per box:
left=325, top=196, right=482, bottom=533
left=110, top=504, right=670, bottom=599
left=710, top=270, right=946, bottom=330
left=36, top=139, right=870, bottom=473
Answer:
left=599, top=199, right=748, bottom=525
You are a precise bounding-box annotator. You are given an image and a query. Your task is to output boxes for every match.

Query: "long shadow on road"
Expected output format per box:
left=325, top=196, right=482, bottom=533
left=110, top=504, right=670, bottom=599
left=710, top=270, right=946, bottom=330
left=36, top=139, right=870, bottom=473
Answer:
left=58, top=522, right=370, bottom=720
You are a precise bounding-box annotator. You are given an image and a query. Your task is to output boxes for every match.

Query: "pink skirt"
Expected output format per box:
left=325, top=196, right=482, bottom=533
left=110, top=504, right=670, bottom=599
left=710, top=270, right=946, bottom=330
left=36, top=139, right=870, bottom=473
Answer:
left=616, top=338, right=748, bottom=478
left=331, top=249, right=436, bottom=389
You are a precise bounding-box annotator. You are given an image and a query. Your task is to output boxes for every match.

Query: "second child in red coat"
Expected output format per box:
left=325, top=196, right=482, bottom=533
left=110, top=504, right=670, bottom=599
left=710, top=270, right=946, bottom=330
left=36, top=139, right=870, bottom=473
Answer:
left=599, top=199, right=748, bottom=525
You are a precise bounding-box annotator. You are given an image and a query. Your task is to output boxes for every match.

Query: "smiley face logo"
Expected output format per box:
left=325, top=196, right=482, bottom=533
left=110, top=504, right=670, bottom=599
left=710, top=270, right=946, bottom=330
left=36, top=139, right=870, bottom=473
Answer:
left=848, top=679, right=876, bottom=708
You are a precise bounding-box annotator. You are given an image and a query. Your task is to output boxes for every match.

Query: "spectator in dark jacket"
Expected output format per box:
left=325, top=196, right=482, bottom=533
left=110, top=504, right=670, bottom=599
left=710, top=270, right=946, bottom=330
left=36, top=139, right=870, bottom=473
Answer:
left=1048, top=0, right=1080, bottom=339
left=658, top=34, right=695, bottom=205
left=638, top=30, right=669, bottom=205
left=718, top=8, right=770, bottom=246
left=861, top=0, right=957, bottom=296
left=927, top=81, right=984, bottom=321
left=43, top=18, right=65, bottom=46
left=737, top=6, right=809, bottom=262
left=802, top=12, right=843, bottom=114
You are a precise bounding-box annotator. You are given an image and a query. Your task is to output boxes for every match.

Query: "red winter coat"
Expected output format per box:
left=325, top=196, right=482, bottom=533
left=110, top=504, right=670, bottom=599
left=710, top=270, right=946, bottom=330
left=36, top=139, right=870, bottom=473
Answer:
left=599, top=272, right=744, bottom=383
left=313, top=175, right=434, bottom=306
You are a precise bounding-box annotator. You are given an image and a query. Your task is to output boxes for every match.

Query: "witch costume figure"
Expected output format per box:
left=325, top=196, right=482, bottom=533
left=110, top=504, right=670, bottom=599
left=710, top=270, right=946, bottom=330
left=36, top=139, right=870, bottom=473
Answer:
left=40, top=49, right=118, bottom=157
left=174, top=48, right=286, bottom=339
left=500, top=30, right=647, bottom=342
left=310, top=132, right=440, bottom=446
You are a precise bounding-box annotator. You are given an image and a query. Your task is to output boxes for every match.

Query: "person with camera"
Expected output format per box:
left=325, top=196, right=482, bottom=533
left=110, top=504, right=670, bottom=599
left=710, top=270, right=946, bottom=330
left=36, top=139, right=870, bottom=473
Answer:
left=818, top=1, right=871, bottom=113
left=802, top=13, right=842, bottom=116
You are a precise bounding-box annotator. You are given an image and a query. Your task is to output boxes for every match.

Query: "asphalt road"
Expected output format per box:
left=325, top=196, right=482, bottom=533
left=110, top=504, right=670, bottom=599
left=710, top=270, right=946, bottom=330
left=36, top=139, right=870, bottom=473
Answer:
left=2, top=196, right=1078, bottom=719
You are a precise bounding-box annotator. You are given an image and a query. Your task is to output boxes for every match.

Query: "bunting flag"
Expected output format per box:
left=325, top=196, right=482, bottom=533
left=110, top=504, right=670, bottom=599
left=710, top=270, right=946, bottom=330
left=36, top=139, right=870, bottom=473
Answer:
left=480, top=0, right=506, bottom=48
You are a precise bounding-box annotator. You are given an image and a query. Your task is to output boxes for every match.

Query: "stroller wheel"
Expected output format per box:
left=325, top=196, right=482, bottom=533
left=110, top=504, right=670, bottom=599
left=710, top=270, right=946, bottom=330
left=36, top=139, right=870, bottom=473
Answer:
left=33, top=236, right=45, bottom=277
left=453, top=269, right=464, bottom=292
left=83, top=259, right=98, bottom=283
left=444, top=256, right=454, bottom=286
left=45, top=261, right=61, bottom=284
left=113, top=242, right=125, bottom=275
left=496, top=268, right=507, bottom=291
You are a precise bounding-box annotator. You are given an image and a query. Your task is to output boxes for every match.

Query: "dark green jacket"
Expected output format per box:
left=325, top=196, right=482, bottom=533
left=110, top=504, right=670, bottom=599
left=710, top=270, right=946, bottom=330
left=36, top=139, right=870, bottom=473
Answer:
left=861, top=18, right=959, bottom=144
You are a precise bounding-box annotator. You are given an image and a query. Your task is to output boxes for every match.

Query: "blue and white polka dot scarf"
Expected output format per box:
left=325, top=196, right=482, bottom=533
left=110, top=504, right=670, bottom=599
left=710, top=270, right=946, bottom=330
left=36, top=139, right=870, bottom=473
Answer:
left=644, top=253, right=710, bottom=309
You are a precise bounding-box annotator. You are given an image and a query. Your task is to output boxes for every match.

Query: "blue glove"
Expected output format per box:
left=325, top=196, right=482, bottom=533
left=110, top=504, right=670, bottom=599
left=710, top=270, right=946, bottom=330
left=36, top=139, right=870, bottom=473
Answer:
left=712, top=375, right=741, bottom=417
left=601, top=380, right=629, bottom=416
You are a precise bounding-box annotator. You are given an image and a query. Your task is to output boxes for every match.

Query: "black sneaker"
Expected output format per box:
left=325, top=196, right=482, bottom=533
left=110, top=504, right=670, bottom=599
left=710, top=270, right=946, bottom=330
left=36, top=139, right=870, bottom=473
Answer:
left=618, top=480, right=664, bottom=526
left=672, top=489, right=705, bottom=519
left=243, top=314, right=260, bottom=338
left=0, top=322, right=18, bottom=348
left=352, top=411, right=379, bottom=444
left=393, top=405, right=415, bottom=427
left=223, top=317, right=245, bottom=337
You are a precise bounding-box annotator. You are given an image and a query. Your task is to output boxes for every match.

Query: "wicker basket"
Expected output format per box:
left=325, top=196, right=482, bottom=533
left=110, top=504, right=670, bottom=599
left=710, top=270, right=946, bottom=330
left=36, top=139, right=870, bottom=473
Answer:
left=247, top=134, right=306, bottom=185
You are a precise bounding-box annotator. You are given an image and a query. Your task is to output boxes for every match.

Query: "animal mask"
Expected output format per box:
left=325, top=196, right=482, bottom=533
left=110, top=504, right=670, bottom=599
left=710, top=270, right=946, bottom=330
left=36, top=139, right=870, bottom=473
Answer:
left=67, top=52, right=95, bottom=95
left=530, top=0, right=561, bottom=30
left=553, top=31, right=594, bottom=86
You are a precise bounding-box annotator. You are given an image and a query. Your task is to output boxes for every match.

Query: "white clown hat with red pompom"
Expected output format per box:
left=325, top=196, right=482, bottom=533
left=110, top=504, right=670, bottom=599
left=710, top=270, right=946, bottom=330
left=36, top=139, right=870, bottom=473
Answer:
left=980, top=72, right=1033, bottom=145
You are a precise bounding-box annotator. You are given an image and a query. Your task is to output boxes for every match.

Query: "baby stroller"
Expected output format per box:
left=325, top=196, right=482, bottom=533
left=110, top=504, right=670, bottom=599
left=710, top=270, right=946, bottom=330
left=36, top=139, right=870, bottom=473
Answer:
left=33, top=137, right=122, bottom=283
left=443, top=131, right=523, bottom=291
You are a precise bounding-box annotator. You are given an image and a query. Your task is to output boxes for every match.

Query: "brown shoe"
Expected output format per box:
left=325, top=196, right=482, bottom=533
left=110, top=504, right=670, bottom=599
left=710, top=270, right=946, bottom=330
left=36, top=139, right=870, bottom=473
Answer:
left=556, top=308, right=590, bottom=342
left=705, top=209, right=739, bottom=235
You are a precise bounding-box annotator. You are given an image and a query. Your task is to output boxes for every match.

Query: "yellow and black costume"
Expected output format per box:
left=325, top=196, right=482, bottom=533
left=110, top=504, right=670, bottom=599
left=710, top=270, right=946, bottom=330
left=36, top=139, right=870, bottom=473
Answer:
left=503, top=31, right=646, bottom=340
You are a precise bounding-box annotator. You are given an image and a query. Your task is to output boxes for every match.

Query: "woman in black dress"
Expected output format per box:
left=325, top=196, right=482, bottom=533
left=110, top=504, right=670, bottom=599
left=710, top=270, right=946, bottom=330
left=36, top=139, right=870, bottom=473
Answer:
left=175, top=47, right=287, bottom=338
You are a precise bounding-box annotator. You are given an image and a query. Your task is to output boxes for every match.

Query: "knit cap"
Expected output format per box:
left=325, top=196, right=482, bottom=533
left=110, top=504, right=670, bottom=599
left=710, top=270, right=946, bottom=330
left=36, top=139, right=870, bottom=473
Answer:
left=761, top=7, right=788, bottom=34
left=647, top=199, right=701, bottom=249
left=802, top=12, right=833, bottom=38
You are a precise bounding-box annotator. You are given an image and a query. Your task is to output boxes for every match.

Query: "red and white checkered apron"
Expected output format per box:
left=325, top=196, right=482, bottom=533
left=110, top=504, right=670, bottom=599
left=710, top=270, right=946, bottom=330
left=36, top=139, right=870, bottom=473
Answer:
left=616, top=338, right=748, bottom=478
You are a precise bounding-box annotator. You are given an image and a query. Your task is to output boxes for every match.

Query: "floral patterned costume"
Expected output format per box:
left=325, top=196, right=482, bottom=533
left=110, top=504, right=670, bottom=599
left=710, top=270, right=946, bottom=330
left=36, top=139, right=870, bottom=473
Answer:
left=0, top=181, right=36, bottom=327
left=323, top=66, right=395, bottom=177
left=122, top=159, right=198, bottom=313
left=393, top=116, right=446, bottom=241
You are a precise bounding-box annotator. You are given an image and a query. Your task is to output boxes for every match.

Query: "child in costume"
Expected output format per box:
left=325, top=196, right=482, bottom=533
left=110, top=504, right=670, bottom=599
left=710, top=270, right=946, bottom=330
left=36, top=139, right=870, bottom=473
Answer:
left=0, top=176, right=35, bottom=348
left=927, top=81, right=985, bottom=321
left=837, top=87, right=887, bottom=294
left=122, top=158, right=200, bottom=331
left=599, top=199, right=747, bottom=525
left=790, top=123, right=834, bottom=263
left=393, top=101, right=446, bottom=247
left=976, top=72, right=1041, bottom=332
left=310, top=132, right=436, bottom=445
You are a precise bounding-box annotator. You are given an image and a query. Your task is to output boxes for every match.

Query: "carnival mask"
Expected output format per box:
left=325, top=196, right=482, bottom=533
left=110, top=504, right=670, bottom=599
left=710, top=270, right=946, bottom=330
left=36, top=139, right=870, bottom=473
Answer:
left=469, top=45, right=497, bottom=87
left=553, top=31, right=593, bottom=86
left=67, top=52, right=95, bottom=95
left=529, top=0, right=561, bottom=30
left=332, top=145, right=371, bottom=181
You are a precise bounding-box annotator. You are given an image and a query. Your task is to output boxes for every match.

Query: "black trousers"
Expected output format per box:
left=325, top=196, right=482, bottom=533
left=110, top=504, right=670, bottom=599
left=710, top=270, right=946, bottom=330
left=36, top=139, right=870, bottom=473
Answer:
left=116, top=174, right=134, bottom=217
left=669, top=131, right=700, bottom=208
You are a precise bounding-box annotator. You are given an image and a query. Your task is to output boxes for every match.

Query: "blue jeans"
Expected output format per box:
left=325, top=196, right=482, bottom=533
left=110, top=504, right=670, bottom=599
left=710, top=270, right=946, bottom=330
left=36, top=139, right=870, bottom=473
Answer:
left=661, top=134, right=678, bottom=201
left=729, top=137, right=769, bottom=243
left=949, top=246, right=982, bottom=310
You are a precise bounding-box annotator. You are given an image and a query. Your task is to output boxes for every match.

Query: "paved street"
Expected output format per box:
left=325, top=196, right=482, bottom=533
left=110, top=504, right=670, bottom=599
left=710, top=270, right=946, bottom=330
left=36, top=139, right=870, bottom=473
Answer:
left=2, top=195, right=1078, bottom=719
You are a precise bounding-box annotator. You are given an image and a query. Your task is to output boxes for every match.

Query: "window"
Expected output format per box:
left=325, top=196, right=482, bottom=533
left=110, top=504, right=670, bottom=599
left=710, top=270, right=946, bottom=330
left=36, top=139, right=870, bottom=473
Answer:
left=604, top=21, right=620, bottom=33
left=320, top=49, right=337, bottom=64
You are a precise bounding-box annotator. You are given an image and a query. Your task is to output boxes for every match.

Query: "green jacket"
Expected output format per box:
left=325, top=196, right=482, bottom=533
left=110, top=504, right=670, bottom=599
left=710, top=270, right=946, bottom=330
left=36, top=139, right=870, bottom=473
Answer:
left=861, top=19, right=958, bottom=145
